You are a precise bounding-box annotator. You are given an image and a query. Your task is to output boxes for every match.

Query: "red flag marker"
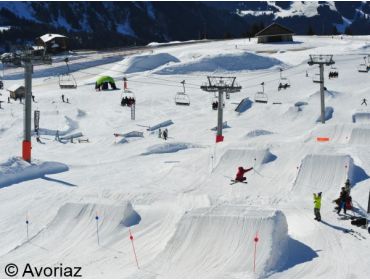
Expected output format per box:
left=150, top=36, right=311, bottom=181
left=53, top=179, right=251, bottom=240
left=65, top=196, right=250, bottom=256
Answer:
left=253, top=232, right=259, bottom=273
left=129, top=228, right=139, bottom=269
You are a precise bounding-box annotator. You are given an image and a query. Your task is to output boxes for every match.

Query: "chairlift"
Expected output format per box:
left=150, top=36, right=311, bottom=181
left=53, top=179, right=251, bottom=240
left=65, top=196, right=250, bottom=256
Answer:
left=59, top=57, right=77, bottom=89
left=254, top=82, right=268, bottom=104
left=328, top=65, right=338, bottom=79
left=175, top=80, right=190, bottom=106
left=211, top=96, right=225, bottom=110
left=313, top=73, right=321, bottom=83
left=357, top=56, right=369, bottom=73
left=121, top=91, right=136, bottom=107
left=278, top=68, right=291, bottom=91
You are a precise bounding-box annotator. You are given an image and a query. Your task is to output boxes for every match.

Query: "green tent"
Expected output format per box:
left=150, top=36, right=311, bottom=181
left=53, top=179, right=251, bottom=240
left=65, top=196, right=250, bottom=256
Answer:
left=95, top=76, right=117, bottom=90
left=96, top=76, right=115, bottom=86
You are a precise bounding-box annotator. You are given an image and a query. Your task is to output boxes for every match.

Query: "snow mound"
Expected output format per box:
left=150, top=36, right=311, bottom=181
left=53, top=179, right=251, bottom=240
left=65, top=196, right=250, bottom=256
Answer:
left=142, top=142, right=203, bottom=155
left=235, top=98, right=253, bottom=113
left=0, top=157, right=69, bottom=188
left=349, top=128, right=370, bottom=145
left=309, top=90, right=340, bottom=99
left=294, top=154, right=368, bottom=194
left=352, top=112, right=370, bottom=123
left=316, top=107, right=334, bottom=122
left=8, top=202, right=140, bottom=258
left=35, top=116, right=78, bottom=136
left=124, top=53, right=180, bottom=74
left=145, top=207, right=289, bottom=278
left=155, top=52, right=282, bottom=75
left=214, top=149, right=276, bottom=175
left=246, top=129, right=274, bottom=138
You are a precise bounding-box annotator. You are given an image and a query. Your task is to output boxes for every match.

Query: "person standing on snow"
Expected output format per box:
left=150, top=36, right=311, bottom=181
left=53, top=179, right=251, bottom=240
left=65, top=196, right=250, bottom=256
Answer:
left=337, top=187, right=348, bottom=215
left=158, top=128, right=162, bottom=138
left=235, top=166, right=253, bottom=182
left=314, top=192, right=322, bottom=221
left=163, top=128, right=168, bottom=140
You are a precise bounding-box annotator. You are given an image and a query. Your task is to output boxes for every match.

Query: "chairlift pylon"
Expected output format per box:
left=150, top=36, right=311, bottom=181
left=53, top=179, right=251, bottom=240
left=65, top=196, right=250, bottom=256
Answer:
left=175, top=80, right=190, bottom=106
left=254, top=82, right=268, bottom=104
left=59, top=57, right=77, bottom=89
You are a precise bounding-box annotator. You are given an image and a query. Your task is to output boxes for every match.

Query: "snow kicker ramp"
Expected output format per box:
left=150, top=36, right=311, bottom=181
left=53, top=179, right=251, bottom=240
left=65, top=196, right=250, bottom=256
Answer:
left=145, top=206, right=289, bottom=278
left=214, top=148, right=276, bottom=175
left=349, top=128, right=370, bottom=145
left=5, top=202, right=140, bottom=264
left=293, top=154, right=368, bottom=194
left=352, top=112, right=370, bottom=123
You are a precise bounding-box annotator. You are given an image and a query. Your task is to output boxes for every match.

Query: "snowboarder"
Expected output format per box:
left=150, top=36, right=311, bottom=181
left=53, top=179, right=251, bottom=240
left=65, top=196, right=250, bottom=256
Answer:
left=235, top=166, right=253, bottom=182
left=158, top=128, right=162, bottom=138
left=163, top=128, right=168, bottom=140
left=61, top=94, right=65, bottom=103
left=337, top=187, right=348, bottom=215
left=361, top=98, right=367, bottom=106
left=7, top=97, right=10, bottom=103
left=313, top=192, right=322, bottom=221
left=32, top=95, right=35, bottom=102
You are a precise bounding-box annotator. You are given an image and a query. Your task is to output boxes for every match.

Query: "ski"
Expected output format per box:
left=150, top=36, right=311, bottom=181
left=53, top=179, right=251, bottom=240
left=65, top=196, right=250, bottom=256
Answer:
left=230, top=180, right=248, bottom=185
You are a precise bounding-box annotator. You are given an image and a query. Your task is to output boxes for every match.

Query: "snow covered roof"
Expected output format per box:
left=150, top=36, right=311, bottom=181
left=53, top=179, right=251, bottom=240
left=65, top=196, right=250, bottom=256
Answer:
left=6, top=84, right=24, bottom=92
left=255, top=23, right=294, bottom=37
left=38, top=34, right=67, bottom=43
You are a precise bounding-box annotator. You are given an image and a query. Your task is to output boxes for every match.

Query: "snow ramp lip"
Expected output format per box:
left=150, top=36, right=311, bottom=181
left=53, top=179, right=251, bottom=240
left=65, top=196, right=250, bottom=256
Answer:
left=352, top=112, right=370, bottom=123
left=8, top=202, right=141, bottom=254
left=143, top=206, right=316, bottom=278
left=141, top=142, right=204, bottom=155
left=349, top=128, right=370, bottom=145
left=0, top=157, right=69, bottom=189
left=214, top=148, right=277, bottom=174
left=293, top=154, right=369, bottom=193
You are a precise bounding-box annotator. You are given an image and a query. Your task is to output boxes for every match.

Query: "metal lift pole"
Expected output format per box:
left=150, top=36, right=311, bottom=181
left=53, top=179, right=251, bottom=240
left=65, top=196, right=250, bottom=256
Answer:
left=23, top=61, right=33, bottom=162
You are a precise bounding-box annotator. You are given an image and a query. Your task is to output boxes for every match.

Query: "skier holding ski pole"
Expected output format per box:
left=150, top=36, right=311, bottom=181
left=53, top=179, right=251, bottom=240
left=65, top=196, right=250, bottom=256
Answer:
left=234, top=166, right=253, bottom=183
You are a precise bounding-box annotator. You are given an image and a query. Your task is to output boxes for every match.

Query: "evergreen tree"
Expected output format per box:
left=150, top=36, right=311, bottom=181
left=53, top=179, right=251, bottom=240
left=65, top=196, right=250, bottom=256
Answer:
left=345, top=26, right=353, bottom=35
left=332, top=26, right=339, bottom=35
left=307, top=25, right=315, bottom=35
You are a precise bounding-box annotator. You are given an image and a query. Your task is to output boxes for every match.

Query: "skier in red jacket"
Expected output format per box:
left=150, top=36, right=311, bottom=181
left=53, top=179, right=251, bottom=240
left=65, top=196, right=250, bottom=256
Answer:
left=235, top=166, right=253, bottom=182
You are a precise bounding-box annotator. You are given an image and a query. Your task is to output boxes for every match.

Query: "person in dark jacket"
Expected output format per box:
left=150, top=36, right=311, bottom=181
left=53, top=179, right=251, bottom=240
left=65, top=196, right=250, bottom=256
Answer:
left=337, top=187, right=348, bottom=214
left=235, top=166, right=253, bottom=182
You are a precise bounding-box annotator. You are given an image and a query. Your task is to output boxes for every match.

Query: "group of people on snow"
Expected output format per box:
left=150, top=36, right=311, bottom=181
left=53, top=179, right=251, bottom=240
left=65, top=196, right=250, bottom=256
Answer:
left=158, top=128, right=168, bottom=140
left=313, top=179, right=354, bottom=222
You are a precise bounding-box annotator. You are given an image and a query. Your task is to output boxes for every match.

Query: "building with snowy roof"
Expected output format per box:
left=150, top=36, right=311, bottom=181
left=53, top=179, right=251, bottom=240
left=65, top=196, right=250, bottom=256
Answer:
left=35, top=33, right=68, bottom=53
left=255, top=23, right=294, bottom=44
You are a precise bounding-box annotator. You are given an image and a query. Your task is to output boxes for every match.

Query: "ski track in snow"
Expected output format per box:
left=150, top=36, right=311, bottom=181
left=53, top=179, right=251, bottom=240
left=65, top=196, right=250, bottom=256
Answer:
left=0, top=35, right=370, bottom=278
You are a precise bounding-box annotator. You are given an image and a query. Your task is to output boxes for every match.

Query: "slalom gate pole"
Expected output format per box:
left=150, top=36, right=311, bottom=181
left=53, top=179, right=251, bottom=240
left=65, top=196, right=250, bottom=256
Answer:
left=26, top=216, right=29, bottom=241
left=95, top=213, right=100, bottom=246
left=129, top=228, right=139, bottom=269
left=253, top=232, right=259, bottom=273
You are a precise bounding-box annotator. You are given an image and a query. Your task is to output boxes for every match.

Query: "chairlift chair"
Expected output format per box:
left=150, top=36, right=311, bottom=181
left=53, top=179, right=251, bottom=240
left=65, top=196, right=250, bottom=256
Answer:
left=358, top=63, right=368, bottom=73
left=278, top=68, right=291, bottom=91
left=59, top=57, right=77, bottom=89
left=254, top=82, right=268, bottom=104
left=328, top=66, right=338, bottom=79
left=211, top=96, right=225, bottom=110
left=313, top=73, right=321, bottom=83
left=175, top=80, right=190, bottom=106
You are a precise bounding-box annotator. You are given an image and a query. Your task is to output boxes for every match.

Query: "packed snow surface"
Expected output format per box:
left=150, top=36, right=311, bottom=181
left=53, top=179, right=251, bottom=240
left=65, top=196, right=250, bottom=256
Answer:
left=0, top=35, right=370, bottom=278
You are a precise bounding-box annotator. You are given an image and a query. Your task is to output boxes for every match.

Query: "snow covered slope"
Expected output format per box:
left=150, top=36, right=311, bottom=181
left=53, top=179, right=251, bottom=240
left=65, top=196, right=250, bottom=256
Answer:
left=0, top=36, right=369, bottom=278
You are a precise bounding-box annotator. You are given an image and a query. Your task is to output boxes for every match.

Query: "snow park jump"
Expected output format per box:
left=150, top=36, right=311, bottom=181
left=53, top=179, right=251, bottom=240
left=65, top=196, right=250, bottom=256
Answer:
left=1, top=4, right=370, bottom=278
